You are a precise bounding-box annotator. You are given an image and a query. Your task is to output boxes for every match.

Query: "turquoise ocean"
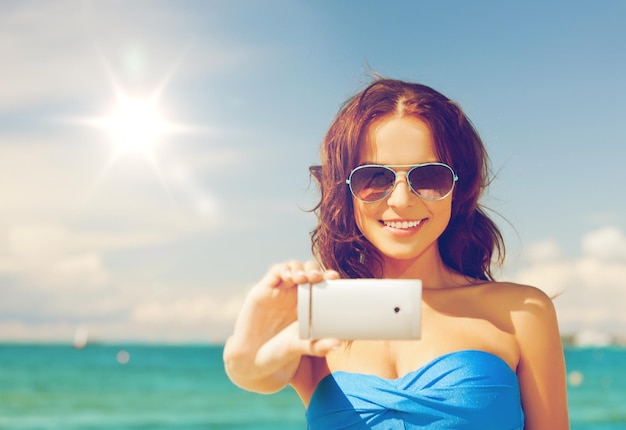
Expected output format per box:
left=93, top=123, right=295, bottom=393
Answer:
left=0, top=344, right=624, bottom=429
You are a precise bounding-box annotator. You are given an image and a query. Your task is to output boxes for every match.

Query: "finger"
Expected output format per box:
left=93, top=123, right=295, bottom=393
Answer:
left=323, top=269, right=341, bottom=281
left=261, top=263, right=290, bottom=288
left=261, top=261, right=305, bottom=289
left=303, top=260, right=322, bottom=273
left=265, top=261, right=332, bottom=290
left=284, top=260, right=324, bottom=287
left=302, top=260, right=324, bottom=284
left=277, top=260, right=306, bottom=288
left=284, top=323, right=342, bottom=357
left=302, top=338, right=343, bottom=357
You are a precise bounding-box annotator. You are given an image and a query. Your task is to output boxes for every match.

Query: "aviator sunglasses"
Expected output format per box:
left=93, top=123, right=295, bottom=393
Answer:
left=346, top=163, right=459, bottom=203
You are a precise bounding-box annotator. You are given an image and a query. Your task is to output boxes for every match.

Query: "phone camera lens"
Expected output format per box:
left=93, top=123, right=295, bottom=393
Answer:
left=394, top=306, right=400, bottom=313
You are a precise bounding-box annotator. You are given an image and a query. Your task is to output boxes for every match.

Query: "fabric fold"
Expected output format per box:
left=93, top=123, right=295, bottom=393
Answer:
left=306, top=350, right=524, bottom=430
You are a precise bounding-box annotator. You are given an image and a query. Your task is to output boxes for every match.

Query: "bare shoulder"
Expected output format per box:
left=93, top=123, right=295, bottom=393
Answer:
left=483, top=281, right=555, bottom=313
left=486, top=284, right=569, bottom=428
left=484, top=281, right=561, bottom=346
left=430, top=280, right=555, bottom=328
left=477, top=281, right=559, bottom=339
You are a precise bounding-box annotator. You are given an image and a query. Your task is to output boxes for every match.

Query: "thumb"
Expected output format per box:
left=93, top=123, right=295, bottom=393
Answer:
left=285, top=321, right=342, bottom=357
left=298, top=337, right=343, bottom=357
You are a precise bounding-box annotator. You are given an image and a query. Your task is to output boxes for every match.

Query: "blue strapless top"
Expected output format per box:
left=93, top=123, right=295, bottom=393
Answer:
left=306, top=350, right=524, bottom=429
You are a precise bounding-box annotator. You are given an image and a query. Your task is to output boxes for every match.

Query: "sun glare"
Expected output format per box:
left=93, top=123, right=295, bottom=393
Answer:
left=76, top=91, right=177, bottom=163
left=71, top=87, right=182, bottom=199
left=70, top=50, right=215, bottom=210
left=106, top=96, right=167, bottom=158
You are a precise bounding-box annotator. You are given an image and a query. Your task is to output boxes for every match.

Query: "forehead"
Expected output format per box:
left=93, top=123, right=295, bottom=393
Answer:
left=358, top=115, right=438, bottom=164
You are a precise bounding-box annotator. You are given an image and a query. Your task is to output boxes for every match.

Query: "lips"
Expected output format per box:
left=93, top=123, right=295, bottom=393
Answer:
left=381, top=219, right=424, bottom=229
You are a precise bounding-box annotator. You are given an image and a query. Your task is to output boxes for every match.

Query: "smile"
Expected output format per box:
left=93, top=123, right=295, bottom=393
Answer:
left=382, top=219, right=424, bottom=229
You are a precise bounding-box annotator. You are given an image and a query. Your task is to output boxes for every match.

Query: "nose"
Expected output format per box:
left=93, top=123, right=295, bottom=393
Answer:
left=386, top=172, right=414, bottom=208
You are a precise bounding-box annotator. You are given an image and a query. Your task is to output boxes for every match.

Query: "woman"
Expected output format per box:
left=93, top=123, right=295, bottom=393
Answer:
left=223, top=78, right=569, bottom=429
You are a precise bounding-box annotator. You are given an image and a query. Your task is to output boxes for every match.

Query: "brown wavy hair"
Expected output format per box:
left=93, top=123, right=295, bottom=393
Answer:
left=310, top=78, right=504, bottom=281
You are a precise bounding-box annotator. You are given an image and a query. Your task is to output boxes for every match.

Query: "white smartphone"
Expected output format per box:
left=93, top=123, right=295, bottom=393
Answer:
left=297, top=278, right=422, bottom=340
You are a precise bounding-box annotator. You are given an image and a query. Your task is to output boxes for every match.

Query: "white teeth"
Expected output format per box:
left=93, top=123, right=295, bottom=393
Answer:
left=383, top=220, right=422, bottom=229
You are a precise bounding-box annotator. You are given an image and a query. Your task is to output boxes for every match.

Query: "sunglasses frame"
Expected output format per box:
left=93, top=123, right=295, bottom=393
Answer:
left=346, top=162, right=459, bottom=203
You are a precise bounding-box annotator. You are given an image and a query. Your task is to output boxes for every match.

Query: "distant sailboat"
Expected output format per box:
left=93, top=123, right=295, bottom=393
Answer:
left=73, top=325, right=89, bottom=349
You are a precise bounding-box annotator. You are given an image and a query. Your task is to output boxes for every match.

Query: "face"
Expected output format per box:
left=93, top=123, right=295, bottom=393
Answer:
left=353, top=115, right=453, bottom=266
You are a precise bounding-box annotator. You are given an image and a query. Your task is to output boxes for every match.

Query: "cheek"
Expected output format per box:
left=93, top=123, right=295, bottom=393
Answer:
left=353, top=201, right=365, bottom=233
left=433, top=201, right=454, bottom=231
left=353, top=200, right=378, bottom=234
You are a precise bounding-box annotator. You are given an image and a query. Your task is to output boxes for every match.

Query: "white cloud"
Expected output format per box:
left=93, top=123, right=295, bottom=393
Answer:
left=0, top=134, right=223, bottom=265
left=0, top=282, right=244, bottom=343
left=131, top=294, right=244, bottom=326
left=0, top=288, right=246, bottom=343
left=0, top=224, right=108, bottom=289
left=0, top=217, right=202, bottom=291
left=510, top=226, right=626, bottom=336
left=0, top=320, right=78, bottom=343
left=581, top=226, right=626, bottom=262
left=513, top=261, right=572, bottom=299
left=521, top=239, right=564, bottom=263
left=0, top=25, right=259, bottom=342
left=122, top=290, right=245, bottom=342
left=0, top=1, right=264, bottom=112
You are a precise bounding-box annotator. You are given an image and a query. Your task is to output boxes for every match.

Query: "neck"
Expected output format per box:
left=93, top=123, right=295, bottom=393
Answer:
left=381, top=247, right=461, bottom=289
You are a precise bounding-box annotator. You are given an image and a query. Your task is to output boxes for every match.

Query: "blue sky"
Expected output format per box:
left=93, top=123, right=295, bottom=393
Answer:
left=1, top=0, right=625, bottom=343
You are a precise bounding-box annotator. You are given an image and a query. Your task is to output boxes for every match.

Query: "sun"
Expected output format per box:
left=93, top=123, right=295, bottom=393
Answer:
left=90, top=88, right=182, bottom=164
left=68, top=84, right=187, bottom=201
left=106, top=95, right=165, bottom=158
left=66, top=51, right=212, bottom=206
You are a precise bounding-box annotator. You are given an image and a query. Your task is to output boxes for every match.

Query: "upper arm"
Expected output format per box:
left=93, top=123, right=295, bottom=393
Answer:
left=289, top=355, right=327, bottom=407
left=512, top=286, right=569, bottom=429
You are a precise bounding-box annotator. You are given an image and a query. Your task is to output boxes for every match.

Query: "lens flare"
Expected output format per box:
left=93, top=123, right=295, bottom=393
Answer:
left=107, top=96, right=165, bottom=157
left=62, top=47, right=218, bottom=214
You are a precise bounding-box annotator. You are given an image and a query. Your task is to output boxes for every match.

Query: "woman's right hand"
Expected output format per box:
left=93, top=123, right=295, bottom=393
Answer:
left=223, top=260, right=341, bottom=393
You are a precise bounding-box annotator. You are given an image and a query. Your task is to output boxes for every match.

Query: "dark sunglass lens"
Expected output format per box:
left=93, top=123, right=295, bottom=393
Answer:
left=351, top=167, right=395, bottom=201
left=408, top=164, right=454, bottom=200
